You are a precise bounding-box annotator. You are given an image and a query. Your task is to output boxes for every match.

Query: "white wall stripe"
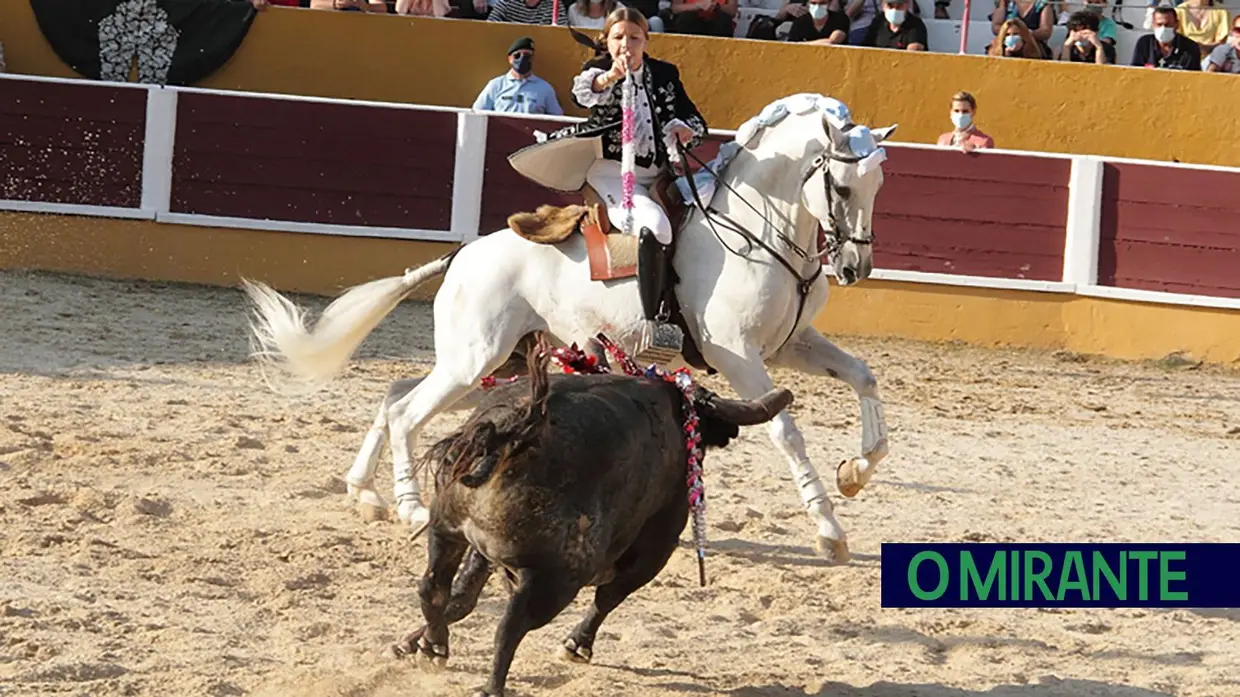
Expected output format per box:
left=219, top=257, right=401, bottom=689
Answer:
left=1062, top=156, right=1104, bottom=287
left=450, top=112, right=488, bottom=244
left=156, top=213, right=460, bottom=243
left=0, top=200, right=155, bottom=220
left=868, top=269, right=1075, bottom=294
left=140, top=87, right=178, bottom=215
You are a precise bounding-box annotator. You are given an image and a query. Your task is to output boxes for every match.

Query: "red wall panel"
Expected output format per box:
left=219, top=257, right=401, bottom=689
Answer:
left=873, top=147, right=1070, bottom=281
left=0, top=80, right=145, bottom=208
left=171, top=93, right=455, bottom=230
left=1098, top=162, right=1240, bottom=298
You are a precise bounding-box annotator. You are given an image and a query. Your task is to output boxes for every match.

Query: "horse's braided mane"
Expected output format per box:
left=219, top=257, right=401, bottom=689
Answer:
left=424, top=334, right=554, bottom=489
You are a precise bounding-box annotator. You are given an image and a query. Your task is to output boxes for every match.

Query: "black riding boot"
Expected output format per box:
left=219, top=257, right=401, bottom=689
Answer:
left=634, top=227, right=683, bottom=367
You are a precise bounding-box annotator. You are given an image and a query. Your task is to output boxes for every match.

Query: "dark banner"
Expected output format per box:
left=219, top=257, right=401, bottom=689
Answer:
left=29, top=0, right=256, bottom=85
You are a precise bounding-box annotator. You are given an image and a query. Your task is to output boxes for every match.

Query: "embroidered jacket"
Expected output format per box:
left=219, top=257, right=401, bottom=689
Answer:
left=550, top=55, right=709, bottom=171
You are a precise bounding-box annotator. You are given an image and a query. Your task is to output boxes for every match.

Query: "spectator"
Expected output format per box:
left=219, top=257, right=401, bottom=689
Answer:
left=936, top=91, right=994, bottom=153
left=991, top=0, right=1053, bottom=57
left=988, top=18, right=1046, bottom=58
left=622, top=0, right=667, bottom=31
left=472, top=37, right=564, bottom=115
left=1058, top=10, right=1116, bottom=64
left=668, top=0, right=738, bottom=36
left=1131, top=6, right=1202, bottom=69
left=1205, top=14, right=1240, bottom=72
left=1082, top=0, right=1119, bottom=47
left=787, top=0, right=850, bottom=43
left=845, top=0, right=880, bottom=45
left=861, top=0, right=926, bottom=50
left=570, top=0, right=626, bottom=28
left=396, top=0, right=451, bottom=13
left=1176, top=0, right=1231, bottom=60
left=488, top=0, right=569, bottom=23
left=309, top=0, right=390, bottom=10
left=739, top=0, right=810, bottom=40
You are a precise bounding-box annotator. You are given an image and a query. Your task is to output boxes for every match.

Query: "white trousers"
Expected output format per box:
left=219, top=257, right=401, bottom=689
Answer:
left=585, top=159, right=672, bottom=245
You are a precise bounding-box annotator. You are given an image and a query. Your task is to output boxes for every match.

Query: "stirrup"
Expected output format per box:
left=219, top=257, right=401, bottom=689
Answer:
left=634, top=319, right=684, bottom=368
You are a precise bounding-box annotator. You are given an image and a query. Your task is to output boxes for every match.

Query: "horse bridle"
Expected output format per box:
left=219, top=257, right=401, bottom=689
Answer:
left=675, top=139, right=874, bottom=355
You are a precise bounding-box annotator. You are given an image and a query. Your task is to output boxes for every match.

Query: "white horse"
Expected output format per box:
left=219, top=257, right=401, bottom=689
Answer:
left=243, top=94, right=894, bottom=564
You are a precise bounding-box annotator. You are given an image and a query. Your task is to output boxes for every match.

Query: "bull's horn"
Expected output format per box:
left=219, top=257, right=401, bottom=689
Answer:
left=699, top=387, right=794, bottom=426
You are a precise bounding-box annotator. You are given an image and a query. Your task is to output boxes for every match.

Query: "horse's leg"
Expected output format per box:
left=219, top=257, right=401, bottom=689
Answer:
left=772, top=327, right=888, bottom=498
left=345, top=378, right=422, bottom=517
left=715, top=349, right=850, bottom=564
left=387, top=337, right=522, bottom=532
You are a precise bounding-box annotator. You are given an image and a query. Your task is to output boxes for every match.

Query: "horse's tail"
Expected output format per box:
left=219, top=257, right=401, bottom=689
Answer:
left=242, top=252, right=455, bottom=394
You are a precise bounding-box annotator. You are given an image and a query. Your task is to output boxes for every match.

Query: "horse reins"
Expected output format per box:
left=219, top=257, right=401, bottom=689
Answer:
left=674, top=140, right=872, bottom=355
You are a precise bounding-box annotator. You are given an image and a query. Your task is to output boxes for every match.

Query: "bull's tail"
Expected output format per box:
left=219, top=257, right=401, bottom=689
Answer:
left=429, top=335, right=554, bottom=489
left=243, top=252, right=454, bottom=395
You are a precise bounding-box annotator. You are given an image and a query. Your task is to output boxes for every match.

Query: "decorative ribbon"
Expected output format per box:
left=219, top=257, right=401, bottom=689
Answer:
left=479, top=333, right=710, bottom=586
left=619, top=68, right=637, bottom=236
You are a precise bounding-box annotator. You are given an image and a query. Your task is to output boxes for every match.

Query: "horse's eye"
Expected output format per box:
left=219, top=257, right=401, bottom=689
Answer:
left=834, top=185, right=851, bottom=199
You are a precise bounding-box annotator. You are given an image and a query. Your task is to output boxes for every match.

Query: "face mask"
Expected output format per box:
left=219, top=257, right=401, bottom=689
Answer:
left=1003, top=34, right=1020, bottom=50
left=884, top=8, right=905, bottom=24
left=808, top=4, right=828, bottom=19
left=950, top=112, right=972, bottom=130
left=513, top=54, right=532, bottom=75
left=1153, top=26, right=1176, bottom=44
left=1076, top=39, right=1092, bottom=50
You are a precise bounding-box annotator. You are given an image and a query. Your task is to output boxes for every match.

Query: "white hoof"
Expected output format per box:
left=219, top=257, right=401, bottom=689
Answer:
left=358, top=489, right=389, bottom=522
left=346, top=481, right=369, bottom=500
left=815, top=535, right=851, bottom=565
left=400, top=500, right=432, bottom=537
left=836, top=456, right=874, bottom=498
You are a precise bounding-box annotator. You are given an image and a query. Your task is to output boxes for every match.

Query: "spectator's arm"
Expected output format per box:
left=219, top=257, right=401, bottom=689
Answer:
left=906, top=20, right=927, bottom=50
left=487, top=0, right=508, bottom=19
left=672, top=0, right=709, bottom=12
left=1205, top=59, right=1221, bottom=72
left=1031, top=3, right=1053, bottom=41
left=990, top=0, right=1007, bottom=35
left=845, top=0, right=862, bottom=19
left=828, top=28, right=847, bottom=43
left=720, top=0, right=738, bottom=14
left=472, top=81, right=495, bottom=111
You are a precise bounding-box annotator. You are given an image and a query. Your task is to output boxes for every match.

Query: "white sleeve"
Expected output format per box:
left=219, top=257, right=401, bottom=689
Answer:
left=571, top=68, right=613, bottom=108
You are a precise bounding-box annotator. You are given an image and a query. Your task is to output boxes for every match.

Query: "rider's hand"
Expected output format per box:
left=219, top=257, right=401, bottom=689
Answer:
left=669, top=124, right=694, bottom=146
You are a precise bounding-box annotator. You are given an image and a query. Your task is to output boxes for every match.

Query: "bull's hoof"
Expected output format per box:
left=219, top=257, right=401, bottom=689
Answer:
left=558, top=637, right=593, bottom=664
left=815, top=535, right=851, bottom=565
left=836, top=457, right=872, bottom=498
left=390, top=627, right=426, bottom=660
left=413, top=635, right=449, bottom=670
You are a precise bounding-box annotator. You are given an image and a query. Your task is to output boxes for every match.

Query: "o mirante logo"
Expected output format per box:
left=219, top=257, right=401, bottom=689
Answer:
left=881, top=543, right=1240, bottom=608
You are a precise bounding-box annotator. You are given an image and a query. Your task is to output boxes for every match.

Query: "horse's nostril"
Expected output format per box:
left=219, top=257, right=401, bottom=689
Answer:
left=841, top=267, right=857, bottom=284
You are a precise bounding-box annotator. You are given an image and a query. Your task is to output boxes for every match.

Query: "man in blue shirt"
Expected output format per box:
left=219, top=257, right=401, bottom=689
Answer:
left=472, top=37, right=564, bottom=115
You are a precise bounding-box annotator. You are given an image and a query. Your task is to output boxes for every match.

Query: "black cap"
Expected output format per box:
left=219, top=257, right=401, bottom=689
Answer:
left=508, top=36, right=535, bottom=55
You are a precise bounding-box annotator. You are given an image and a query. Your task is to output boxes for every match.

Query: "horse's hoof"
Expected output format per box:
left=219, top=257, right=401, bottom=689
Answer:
left=346, top=480, right=369, bottom=501
left=357, top=489, right=389, bottom=522
left=836, top=457, right=871, bottom=498
left=815, top=535, right=851, bottom=565
left=558, top=638, right=592, bottom=664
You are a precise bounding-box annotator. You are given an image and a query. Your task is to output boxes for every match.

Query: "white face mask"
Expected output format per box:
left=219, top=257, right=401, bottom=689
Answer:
left=884, top=7, right=905, bottom=24
left=808, top=3, right=828, bottom=19
left=950, top=112, right=972, bottom=130
left=1154, top=25, right=1176, bottom=44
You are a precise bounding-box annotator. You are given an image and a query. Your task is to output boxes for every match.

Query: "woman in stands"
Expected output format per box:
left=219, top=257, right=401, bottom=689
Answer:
left=988, top=18, right=1047, bottom=59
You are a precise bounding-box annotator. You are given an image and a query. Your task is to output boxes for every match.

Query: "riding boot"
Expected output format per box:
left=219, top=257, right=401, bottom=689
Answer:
left=634, top=227, right=684, bottom=367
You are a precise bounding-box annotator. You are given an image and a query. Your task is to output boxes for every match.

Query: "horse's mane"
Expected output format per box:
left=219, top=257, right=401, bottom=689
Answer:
left=733, top=93, right=854, bottom=151
left=423, top=335, right=553, bottom=490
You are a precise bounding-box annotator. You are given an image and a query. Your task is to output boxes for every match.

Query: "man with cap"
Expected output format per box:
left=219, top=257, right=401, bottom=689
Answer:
left=472, top=37, right=565, bottom=115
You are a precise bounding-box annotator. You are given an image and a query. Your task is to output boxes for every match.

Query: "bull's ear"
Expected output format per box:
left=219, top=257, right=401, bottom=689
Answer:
left=699, top=388, right=793, bottom=426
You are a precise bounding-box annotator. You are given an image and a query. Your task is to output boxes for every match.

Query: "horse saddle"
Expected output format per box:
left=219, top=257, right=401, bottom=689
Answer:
left=505, top=171, right=688, bottom=282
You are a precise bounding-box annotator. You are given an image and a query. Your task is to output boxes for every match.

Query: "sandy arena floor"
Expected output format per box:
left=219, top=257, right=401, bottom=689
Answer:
left=1, top=269, right=1238, bottom=697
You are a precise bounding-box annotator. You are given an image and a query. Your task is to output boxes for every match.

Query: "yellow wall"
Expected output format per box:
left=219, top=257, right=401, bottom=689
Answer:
left=0, top=213, right=454, bottom=299
left=4, top=212, right=1239, bottom=365
left=818, top=280, right=1240, bottom=365
left=3, top=4, right=1238, bottom=168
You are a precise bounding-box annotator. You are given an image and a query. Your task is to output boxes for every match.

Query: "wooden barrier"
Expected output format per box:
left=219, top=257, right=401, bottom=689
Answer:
left=3, top=73, right=1239, bottom=362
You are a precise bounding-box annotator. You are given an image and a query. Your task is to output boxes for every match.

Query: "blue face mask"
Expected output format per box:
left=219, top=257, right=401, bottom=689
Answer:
left=513, top=54, right=532, bottom=75
left=950, top=111, right=972, bottom=130
left=1003, top=34, right=1020, bottom=50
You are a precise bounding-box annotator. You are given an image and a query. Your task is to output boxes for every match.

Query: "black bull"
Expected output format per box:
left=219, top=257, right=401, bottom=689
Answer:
left=392, top=347, right=793, bottom=697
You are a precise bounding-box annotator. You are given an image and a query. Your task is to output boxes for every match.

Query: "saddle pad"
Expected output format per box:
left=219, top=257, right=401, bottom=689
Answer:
left=582, top=224, right=638, bottom=281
